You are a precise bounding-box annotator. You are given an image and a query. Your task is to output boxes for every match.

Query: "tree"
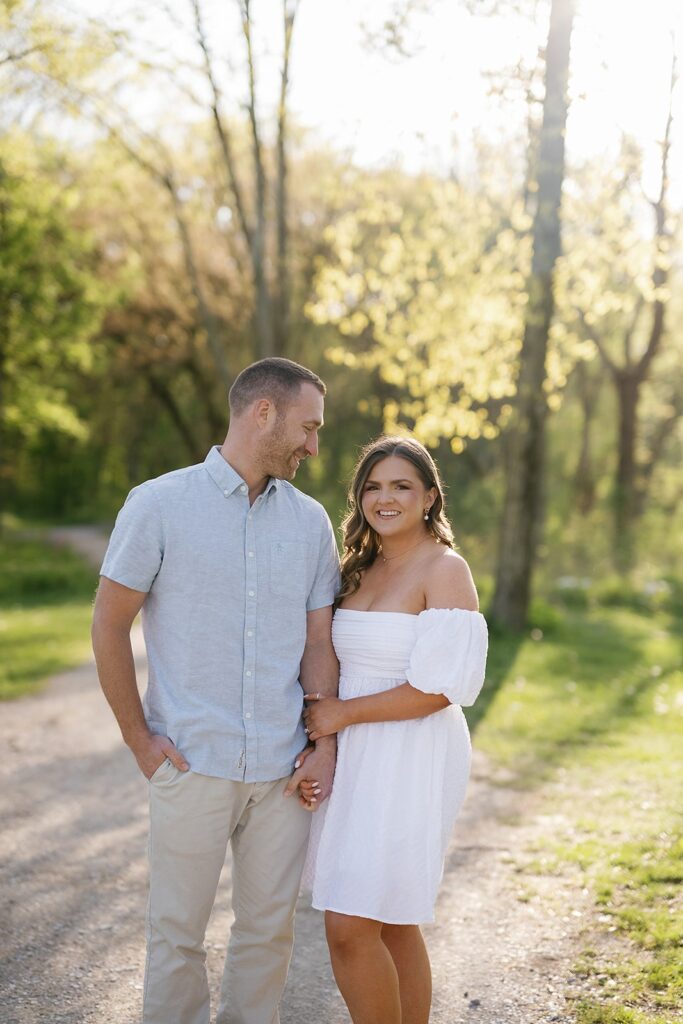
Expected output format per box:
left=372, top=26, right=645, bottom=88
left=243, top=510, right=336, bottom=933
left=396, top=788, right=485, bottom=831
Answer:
left=0, top=133, right=111, bottom=517
left=189, top=0, right=301, bottom=359
left=556, top=42, right=681, bottom=570
left=490, top=0, right=575, bottom=630
left=4, top=0, right=304, bottom=376
left=570, top=59, right=678, bottom=569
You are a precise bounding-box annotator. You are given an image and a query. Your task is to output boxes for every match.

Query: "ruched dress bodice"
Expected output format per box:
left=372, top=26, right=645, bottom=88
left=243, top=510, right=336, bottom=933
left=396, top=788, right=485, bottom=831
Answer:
left=304, top=607, right=488, bottom=924
left=334, top=609, right=418, bottom=689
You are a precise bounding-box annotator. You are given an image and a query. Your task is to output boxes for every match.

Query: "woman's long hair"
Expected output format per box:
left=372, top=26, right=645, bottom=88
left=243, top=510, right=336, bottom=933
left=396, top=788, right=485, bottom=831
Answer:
left=337, top=435, right=454, bottom=605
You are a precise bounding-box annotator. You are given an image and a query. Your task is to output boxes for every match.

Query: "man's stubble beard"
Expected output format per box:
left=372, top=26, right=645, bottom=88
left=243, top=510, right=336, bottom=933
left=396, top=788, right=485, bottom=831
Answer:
left=257, top=421, right=302, bottom=481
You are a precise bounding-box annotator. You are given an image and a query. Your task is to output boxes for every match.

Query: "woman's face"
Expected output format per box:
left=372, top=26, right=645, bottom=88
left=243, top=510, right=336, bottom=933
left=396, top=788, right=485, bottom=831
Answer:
left=360, top=454, right=436, bottom=541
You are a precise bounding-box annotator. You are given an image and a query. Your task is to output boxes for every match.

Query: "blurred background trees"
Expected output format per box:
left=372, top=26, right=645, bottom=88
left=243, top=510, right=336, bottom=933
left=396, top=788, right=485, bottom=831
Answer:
left=1, top=0, right=682, bottom=625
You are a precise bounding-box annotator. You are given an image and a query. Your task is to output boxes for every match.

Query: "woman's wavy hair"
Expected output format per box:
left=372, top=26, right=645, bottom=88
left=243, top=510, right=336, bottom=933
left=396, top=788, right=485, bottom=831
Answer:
left=337, top=435, right=454, bottom=605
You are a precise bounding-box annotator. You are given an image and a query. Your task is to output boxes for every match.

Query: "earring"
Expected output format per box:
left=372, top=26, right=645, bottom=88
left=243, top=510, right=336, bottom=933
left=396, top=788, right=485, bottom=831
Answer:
left=424, top=508, right=430, bottom=520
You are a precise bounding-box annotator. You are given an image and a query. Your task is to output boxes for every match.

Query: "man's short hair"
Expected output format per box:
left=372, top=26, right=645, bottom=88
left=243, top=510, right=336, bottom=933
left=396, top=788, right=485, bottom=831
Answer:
left=228, top=358, right=326, bottom=417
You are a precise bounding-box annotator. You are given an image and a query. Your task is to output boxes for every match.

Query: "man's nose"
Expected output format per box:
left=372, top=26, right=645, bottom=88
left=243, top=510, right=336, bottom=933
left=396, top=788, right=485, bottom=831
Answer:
left=305, top=434, right=318, bottom=457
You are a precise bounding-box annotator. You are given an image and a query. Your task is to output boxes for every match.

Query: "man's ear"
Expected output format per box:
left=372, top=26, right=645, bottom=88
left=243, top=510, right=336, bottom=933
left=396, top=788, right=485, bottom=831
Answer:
left=253, top=398, right=274, bottom=428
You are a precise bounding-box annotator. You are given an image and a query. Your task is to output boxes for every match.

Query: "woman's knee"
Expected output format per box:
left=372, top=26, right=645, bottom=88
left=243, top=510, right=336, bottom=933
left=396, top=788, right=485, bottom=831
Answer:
left=325, top=912, right=381, bottom=958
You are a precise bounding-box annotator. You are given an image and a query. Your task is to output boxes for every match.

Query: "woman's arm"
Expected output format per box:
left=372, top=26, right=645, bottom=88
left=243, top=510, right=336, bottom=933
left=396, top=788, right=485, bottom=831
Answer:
left=303, top=685, right=448, bottom=741
left=304, top=552, right=481, bottom=740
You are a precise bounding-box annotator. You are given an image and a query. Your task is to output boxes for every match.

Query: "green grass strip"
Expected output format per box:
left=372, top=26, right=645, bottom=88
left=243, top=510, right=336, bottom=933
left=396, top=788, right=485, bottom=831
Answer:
left=0, top=533, right=98, bottom=700
left=473, top=601, right=683, bottom=1022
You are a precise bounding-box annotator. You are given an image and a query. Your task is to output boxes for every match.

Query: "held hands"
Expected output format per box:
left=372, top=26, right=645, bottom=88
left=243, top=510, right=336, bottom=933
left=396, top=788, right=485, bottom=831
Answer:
left=302, top=693, right=350, bottom=742
left=285, top=693, right=347, bottom=810
left=284, top=741, right=336, bottom=812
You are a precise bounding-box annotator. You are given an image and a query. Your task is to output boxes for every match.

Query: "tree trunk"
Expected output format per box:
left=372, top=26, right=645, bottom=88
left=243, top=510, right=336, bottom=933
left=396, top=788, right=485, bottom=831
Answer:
left=241, top=0, right=275, bottom=359
left=0, top=163, right=10, bottom=529
left=490, top=0, right=575, bottom=630
left=167, top=182, right=233, bottom=400
left=636, top=391, right=683, bottom=515
left=574, top=360, right=600, bottom=515
left=143, top=369, right=205, bottom=461
left=613, top=372, right=639, bottom=569
left=598, top=53, right=674, bottom=570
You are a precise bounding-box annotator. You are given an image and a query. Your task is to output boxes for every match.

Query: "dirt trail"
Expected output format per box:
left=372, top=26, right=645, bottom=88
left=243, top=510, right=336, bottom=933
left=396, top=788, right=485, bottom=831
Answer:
left=1, top=527, right=597, bottom=1023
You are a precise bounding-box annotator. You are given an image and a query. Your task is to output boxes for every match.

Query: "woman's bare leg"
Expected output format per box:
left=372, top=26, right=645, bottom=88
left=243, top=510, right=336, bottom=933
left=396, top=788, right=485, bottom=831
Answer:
left=381, top=923, right=432, bottom=1024
left=325, top=912, right=401, bottom=1024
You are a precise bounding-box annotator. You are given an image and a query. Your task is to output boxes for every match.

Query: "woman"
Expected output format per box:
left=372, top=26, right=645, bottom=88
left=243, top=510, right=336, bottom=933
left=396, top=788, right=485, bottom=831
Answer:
left=299, top=435, right=488, bottom=1024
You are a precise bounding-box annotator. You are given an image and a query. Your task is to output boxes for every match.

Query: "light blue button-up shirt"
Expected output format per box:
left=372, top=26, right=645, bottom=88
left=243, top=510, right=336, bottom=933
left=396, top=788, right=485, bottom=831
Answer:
left=100, top=447, right=340, bottom=782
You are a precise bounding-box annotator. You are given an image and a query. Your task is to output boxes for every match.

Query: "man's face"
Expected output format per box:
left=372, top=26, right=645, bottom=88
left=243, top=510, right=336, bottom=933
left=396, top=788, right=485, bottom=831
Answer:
left=259, top=382, right=325, bottom=480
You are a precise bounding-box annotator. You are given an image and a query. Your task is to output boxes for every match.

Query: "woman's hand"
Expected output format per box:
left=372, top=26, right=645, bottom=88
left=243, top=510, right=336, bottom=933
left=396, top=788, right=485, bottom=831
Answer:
left=303, top=694, right=351, bottom=741
left=291, top=744, right=320, bottom=810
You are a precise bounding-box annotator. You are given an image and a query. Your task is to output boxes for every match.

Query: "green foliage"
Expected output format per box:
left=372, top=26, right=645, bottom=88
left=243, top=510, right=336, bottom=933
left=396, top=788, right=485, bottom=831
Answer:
left=307, top=169, right=530, bottom=450
left=0, top=131, right=120, bottom=521
left=0, top=134, right=109, bottom=437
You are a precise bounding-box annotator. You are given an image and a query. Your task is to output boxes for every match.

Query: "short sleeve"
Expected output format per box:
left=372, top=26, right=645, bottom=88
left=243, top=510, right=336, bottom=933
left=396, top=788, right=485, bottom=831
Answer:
left=406, top=607, right=488, bottom=707
left=306, top=512, right=340, bottom=612
left=100, top=483, right=164, bottom=593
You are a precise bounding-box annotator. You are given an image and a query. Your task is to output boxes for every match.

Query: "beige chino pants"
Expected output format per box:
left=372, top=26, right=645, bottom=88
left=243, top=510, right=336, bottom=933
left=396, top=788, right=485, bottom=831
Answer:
left=143, top=759, right=311, bottom=1024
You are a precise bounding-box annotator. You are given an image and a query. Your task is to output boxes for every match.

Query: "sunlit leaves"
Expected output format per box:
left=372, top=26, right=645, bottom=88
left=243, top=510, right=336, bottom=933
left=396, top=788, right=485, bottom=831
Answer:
left=307, top=169, right=531, bottom=448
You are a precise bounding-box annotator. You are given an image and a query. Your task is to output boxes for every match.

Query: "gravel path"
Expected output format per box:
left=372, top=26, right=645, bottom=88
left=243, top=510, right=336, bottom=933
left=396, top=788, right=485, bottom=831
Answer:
left=1, top=527, right=600, bottom=1023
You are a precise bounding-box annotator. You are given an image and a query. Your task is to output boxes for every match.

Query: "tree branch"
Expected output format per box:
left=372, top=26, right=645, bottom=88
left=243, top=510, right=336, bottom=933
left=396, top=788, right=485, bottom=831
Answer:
left=274, top=0, right=299, bottom=353
left=638, top=48, right=676, bottom=381
left=574, top=307, right=619, bottom=378
left=189, top=0, right=253, bottom=270
left=0, top=45, right=47, bottom=66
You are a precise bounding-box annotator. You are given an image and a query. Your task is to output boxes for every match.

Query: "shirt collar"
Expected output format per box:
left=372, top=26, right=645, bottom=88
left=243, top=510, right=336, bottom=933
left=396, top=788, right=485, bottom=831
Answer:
left=203, top=446, right=278, bottom=497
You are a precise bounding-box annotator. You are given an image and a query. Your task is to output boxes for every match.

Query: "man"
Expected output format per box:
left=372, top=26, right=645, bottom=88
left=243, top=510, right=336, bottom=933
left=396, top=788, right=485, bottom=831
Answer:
left=91, top=358, right=340, bottom=1024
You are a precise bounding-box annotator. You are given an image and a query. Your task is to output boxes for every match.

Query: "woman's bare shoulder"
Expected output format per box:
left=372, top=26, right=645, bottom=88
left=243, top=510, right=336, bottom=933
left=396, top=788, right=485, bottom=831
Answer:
left=423, top=546, right=479, bottom=612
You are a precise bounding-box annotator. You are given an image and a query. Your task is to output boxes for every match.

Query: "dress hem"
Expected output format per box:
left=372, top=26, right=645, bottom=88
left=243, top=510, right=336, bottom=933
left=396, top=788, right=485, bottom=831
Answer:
left=310, top=900, right=435, bottom=926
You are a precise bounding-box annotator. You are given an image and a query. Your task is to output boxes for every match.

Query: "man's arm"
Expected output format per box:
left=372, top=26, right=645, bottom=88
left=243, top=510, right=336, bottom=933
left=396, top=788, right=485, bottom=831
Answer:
left=284, top=604, right=338, bottom=807
left=92, top=577, right=189, bottom=779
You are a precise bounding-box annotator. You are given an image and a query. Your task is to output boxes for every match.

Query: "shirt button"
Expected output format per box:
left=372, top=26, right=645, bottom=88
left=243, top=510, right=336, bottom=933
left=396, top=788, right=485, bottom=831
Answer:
left=247, top=630, right=253, bottom=637
left=223, top=489, right=229, bottom=497
left=245, top=712, right=252, bottom=719
left=248, top=551, right=254, bottom=557
left=246, top=670, right=252, bottom=676
left=240, top=485, right=247, bottom=494
left=248, top=590, right=254, bottom=597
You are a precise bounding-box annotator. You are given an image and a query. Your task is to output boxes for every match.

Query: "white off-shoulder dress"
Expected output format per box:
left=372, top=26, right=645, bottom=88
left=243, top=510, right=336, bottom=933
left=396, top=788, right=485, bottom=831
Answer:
left=304, top=607, right=488, bottom=925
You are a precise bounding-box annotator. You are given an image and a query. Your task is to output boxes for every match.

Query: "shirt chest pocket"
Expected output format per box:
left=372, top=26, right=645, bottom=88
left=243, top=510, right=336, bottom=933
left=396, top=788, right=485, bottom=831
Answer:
left=269, top=541, right=309, bottom=598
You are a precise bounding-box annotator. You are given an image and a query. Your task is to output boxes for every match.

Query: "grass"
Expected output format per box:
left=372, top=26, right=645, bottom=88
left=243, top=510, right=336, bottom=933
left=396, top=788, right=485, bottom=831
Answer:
left=0, top=532, right=98, bottom=699
left=472, top=591, right=683, bottom=1023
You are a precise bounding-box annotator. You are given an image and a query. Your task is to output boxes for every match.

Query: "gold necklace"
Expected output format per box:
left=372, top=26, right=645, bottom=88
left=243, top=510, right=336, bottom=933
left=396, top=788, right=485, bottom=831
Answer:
left=380, top=536, right=431, bottom=565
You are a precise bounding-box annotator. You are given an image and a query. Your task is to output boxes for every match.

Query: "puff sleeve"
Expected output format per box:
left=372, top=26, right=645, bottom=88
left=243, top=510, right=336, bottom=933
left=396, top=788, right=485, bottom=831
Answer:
left=406, top=607, right=488, bottom=707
